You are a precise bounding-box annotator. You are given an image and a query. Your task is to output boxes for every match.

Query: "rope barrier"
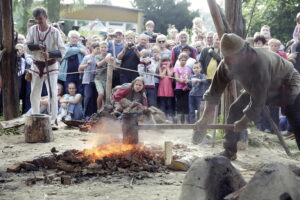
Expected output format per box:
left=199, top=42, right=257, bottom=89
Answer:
left=26, top=64, right=179, bottom=81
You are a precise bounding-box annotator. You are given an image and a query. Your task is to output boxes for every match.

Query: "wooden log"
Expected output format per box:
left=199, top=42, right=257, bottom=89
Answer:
left=179, top=156, right=246, bottom=200
left=139, top=124, right=234, bottom=130
left=105, top=63, right=113, bottom=104
left=0, top=115, right=25, bottom=129
left=24, top=114, right=54, bottom=143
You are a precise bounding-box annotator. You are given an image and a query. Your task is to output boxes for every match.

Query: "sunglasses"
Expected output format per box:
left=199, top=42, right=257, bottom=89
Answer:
left=158, top=40, right=165, bottom=43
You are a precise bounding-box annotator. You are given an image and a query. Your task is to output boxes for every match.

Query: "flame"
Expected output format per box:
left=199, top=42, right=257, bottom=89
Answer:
left=82, top=141, right=145, bottom=162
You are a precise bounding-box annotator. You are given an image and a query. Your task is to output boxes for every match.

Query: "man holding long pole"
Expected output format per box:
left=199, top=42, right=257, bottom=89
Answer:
left=25, top=7, right=66, bottom=125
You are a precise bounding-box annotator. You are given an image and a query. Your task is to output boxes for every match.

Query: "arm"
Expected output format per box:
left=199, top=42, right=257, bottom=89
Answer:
left=117, top=45, right=128, bottom=60
left=159, top=67, right=167, bottom=77
left=66, top=94, right=82, bottom=104
left=114, top=88, right=131, bottom=102
left=78, top=57, right=89, bottom=72
left=138, top=64, right=145, bottom=76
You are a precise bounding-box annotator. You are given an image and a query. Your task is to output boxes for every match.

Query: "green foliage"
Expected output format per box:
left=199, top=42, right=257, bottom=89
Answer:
left=132, top=0, right=199, bottom=34
left=13, top=0, right=34, bottom=35
left=45, top=0, right=60, bottom=22
left=242, top=0, right=300, bottom=43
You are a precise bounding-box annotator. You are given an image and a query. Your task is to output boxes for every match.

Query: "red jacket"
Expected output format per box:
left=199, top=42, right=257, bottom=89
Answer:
left=113, top=87, right=148, bottom=106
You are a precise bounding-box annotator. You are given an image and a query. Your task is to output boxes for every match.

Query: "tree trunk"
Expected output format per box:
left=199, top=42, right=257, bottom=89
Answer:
left=25, top=114, right=54, bottom=143
left=222, top=0, right=245, bottom=120
left=0, top=0, right=19, bottom=120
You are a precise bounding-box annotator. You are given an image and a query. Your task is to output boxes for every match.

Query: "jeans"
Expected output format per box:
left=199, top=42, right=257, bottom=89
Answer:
left=67, top=103, right=84, bottom=120
left=285, top=93, right=300, bottom=149
left=83, top=83, right=97, bottom=118
left=188, top=96, right=202, bottom=123
left=146, top=88, right=157, bottom=107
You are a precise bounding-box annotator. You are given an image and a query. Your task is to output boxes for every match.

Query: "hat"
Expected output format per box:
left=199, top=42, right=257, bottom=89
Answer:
left=113, top=29, right=123, bottom=35
left=221, top=33, right=246, bottom=57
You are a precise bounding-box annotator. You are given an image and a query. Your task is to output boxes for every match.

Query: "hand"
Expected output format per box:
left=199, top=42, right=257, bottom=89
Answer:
left=41, top=52, right=49, bottom=60
left=191, top=78, right=200, bottom=83
left=234, top=115, right=250, bottom=132
left=87, top=60, right=92, bottom=65
left=195, top=101, right=216, bottom=131
left=39, top=44, right=46, bottom=51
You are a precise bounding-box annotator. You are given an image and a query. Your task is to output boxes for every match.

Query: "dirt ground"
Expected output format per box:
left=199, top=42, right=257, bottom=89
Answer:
left=0, top=120, right=299, bottom=200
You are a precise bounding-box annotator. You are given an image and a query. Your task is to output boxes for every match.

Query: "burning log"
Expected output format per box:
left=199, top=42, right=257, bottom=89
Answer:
left=24, top=114, right=53, bottom=143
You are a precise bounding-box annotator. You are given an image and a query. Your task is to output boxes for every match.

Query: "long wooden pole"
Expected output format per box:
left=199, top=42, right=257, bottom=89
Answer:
left=0, top=0, right=19, bottom=120
left=105, top=63, right=114, bottom=104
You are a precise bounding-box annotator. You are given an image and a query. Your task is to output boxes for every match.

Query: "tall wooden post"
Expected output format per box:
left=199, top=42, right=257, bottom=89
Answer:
left=105, top=63, right=113, bottom=104
left=0, top=0, right=19, bottom=120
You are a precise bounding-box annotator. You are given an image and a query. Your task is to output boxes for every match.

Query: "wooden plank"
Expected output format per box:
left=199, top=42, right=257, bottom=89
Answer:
left=0, top=115, right=25, bottom=129
left=139, top=124, right=234, bottom=130
left=105, top=63, right=113, bottom=104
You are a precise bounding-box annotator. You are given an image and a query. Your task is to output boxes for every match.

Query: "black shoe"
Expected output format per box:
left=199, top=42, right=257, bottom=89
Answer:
left=219, top=150, right=237, bottom=161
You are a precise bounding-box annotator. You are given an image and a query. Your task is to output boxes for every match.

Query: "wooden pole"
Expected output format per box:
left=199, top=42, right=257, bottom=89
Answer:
left=263, top=107, right=291, bottom=156
left=0, top=0, right=19, bottom=120
left=105, top=63, right=113, bottom=104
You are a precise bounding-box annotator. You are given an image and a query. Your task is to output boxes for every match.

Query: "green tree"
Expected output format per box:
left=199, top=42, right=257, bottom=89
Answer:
left=45, top=0, right=60, bottom=22
left=242, top=0, right=300, bottom=43
left=132, top=0, right=199, bottom=34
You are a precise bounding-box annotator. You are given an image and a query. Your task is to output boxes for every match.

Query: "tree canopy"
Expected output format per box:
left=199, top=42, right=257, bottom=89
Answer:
left=132, top=0, right=199, bottom=34
left=242, top=0, right=300, bottom=43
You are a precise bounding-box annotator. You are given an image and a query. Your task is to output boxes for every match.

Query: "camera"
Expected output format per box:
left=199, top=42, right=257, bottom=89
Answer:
left=128, top=42, right=134, bottom=48
left=29, top=19, right=36, bottom=24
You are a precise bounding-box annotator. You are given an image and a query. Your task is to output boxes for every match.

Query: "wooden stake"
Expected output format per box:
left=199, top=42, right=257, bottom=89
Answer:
left=105, top=63, right=113, bottom=104
left=164, top=141, right=173, bottom=166
left=263, top=107, right=291, bottom=156
left=211, top=105, right=219, bottom=148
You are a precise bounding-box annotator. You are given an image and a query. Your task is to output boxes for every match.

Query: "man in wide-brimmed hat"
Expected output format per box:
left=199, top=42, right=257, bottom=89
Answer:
left=196, top=33, right=300, bottom=160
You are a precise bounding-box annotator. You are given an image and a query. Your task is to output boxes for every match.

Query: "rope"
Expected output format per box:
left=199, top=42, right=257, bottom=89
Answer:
left=26, top=65, right=179, bottom=81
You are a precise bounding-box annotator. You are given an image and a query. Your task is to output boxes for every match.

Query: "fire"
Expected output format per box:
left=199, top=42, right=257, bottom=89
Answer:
left=82, top=141, right=145, bottom=162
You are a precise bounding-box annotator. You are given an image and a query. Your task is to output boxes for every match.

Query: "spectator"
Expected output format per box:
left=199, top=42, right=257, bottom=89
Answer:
left=253, top=34, right=267, bottom=48
left=268, top=38, right=287, bottom=59
left=171, top=31, right=196, bottom=66
left=158, top=56, right=174, bottom=120
left=59, top=30, right=87, bottom=94
left=138, top=49, right=157, bottom=107
left=205, top=32, right=214, bottom=47
left=79, top=42, right=100, bottom=119
left=117, top=30, right=140, bottom=84
left=156, top=34, right=171, bottom=58
left=174, top=52, right=192, bottom=124
left=143, top=20, right=158, bottom=44
left=187, top=62, right=206, bottom=123
left=58, top=82, right=83, bottom=121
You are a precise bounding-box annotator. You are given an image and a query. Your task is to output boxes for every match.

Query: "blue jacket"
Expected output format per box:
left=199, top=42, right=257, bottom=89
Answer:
left=58, top=44, right=86, bottom=81
left=188, top=74, right=206, bottom=96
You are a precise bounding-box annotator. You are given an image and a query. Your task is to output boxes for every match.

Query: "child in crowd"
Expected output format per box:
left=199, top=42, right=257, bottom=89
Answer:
left=112, top=77, right=148, bottom=113
left=79, top=42, right=100, bottom=119
left=174, top=52, right=192, bottom=124
left=187, top=62, right=206, bottom=123
left=150, top=45, right=161, bottom=103
left=293, top=12, right=300, bottom=42
left=138, top=49, right=157, bottom=107
left=58, top=82, right=83, bottom=121
left=253, top=34, right=267, bottom=48
left=94, top=41, right=113, bottom=111
left=174, top=45, right=196, bottom=69
left=268, top=38, right=288, bottom=59
left=158, top=56, right=174, bottom=120
left=143, top=20, right=158, bottom=44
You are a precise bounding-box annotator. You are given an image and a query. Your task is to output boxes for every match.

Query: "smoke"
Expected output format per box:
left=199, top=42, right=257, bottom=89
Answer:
left=85, top=118, right=123, bottom=148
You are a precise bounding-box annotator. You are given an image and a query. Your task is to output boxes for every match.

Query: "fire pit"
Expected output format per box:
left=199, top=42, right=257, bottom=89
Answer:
left=7, top=141, right=166, bottom=185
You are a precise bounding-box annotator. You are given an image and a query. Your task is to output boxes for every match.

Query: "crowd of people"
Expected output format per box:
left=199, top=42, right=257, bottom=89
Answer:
left=13, top=7, right=300, bottom=136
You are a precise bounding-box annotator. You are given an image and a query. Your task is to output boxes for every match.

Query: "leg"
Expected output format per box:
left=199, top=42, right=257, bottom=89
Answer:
left=71, top=104, right=84, bottom=120
left=285, top=94, right=300, bottom=149
left=189, top=96, right=196, bottom=124
left=223, top=92, right=251, bottom=160
left=30, top=74, right=44, bottom=114
left=146, top=88, right=156, bottom=107
left=45, top=73, right=58, bottom=124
